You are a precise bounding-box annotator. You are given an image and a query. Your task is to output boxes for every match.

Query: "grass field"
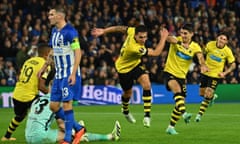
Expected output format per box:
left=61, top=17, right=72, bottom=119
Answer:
left=0, top=103, right=239, bottom=144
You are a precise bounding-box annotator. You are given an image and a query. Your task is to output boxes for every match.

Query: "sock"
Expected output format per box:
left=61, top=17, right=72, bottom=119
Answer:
left=55, top=108, right=82, bottom=132
left=142, top=90, right=152, bottom=117
left=170, top=106, right=181, bottom=126
left=174, top=94, right=186, bottom=114
left=73, top=121, right=83, bottom=132
left=55, top=108, right=65, bottom=120
left=64, top=110, right=74, bottom=142
left=87, top=133, right=111, bottom=141
left=5, top=116, right=23, bottom=138
left=198, top=98, right=211, bottom=116
left=121, top=96, right=130, bottom=115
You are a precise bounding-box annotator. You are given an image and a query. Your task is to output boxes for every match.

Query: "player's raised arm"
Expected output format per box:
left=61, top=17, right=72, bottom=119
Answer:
left=91, top=26, right=128, bottom=37
left=196, top=52, right=209, bottom=73
left=147, top=28, right=169, bottom=56
left=166, top=35, right=178, bottom=44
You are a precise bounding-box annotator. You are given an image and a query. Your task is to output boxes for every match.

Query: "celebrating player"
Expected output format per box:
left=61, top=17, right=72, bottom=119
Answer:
left=195, top=32, right=236, bottom=122
left=163, top=23, right=208, bottom=134
left=91, top=25, right=168, bottom=127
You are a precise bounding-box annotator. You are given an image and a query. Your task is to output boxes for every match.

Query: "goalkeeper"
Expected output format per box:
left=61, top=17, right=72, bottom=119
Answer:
left=25, top=77, right=121, bottom=143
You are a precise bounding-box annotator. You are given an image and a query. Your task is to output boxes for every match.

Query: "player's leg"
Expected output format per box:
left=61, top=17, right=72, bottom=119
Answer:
left=51, top=78, right=85, bottom=144
left=25, top=131, right=47, bottom=144
left=164, top=72, right=191, bottom=134
left=50, top=79, right=72, bottom=143
left=1, top=99, right=32, bottom=141
left=78, top=120, right=121, bottom=142
left=47, top=129, right=62, bottom=143
left=195, top=87, right=214, bottom=122
left=62, top=101, right=77, bottom=143
left=118, top=73, right=136, bottom=123
left=169, top=79, right=191, bottom=118
left=137, top=73, right=152, bottom=127
left=26, top=129, right=59, bottom=144
left=166, top=106, right=181, bottom=135
left=195, top=76, right=218, bottom=122
left=170, top=78, right=191, bottom=123
left=66, top=77, right=85, bottom=144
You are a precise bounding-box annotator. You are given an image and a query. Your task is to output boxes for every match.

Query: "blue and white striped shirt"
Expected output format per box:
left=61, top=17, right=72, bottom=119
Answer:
left=49, top=23, right=81, bottom=79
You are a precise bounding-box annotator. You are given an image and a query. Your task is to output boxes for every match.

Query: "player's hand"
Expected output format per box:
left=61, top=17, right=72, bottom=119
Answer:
left=218, top=72, right=226, bottom=78
left=200, top=64, right=209, bottom=73
left=68, top=74, right=76, bottom=86
left=91, top=28, right=104, bottom=37
left=160, top=28, right=169, bottom=40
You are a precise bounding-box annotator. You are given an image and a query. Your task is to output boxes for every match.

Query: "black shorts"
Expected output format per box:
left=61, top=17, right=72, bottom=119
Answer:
left=118, top=64, right=148, bottom=91
left=12, top=96, right=38, bottom=117
left=199, top=74, right=220, bottom=90
left=163, top=72, right=187, bottom=95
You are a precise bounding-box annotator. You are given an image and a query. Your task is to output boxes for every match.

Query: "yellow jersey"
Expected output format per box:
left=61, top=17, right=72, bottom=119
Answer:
left=115, top=27, right=147, bottom=73
left=13, top=57, right=47, bottom=102
left=203, top=41, right=235, bottom=78
left=164, top=36, right=202, bottom=79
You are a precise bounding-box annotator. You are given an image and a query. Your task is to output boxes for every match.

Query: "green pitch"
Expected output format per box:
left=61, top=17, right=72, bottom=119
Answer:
left=0, top=103, right=239, bottom=144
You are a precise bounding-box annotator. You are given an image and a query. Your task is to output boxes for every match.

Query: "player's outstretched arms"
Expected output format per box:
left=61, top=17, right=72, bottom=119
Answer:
left=91, top=26, right=128, bottom=37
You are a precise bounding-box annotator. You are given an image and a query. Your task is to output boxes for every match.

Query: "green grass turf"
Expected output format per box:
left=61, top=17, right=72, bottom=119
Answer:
left=0, top=103, right=239, bottom=144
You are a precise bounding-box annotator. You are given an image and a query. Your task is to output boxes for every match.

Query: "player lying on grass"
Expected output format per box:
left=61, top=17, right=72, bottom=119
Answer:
left=25, top=79, right=121, bottom=144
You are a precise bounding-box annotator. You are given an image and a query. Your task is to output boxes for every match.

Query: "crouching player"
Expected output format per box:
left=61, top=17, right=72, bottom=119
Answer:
left=25, top=79, right=121, bottom=143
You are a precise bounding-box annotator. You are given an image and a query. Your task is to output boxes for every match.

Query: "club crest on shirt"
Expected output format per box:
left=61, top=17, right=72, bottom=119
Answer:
left=139, top=47, right=147, bottom=55
left=57, top=35, right=64, bottom=46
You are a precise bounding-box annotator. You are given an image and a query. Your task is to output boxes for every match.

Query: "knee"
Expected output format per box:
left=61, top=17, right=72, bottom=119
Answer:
left=141, top=81, right=151, bottom=90
left=50, top=103, right=59, bottom=112
left=174, top=92, right=186, bottom=98
left=205, top=88, right=214, bottom=99
left=123, top=89, right=132, bottom=98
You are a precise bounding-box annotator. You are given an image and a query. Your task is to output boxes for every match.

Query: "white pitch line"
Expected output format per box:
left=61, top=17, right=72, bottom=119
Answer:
left=75, top=112, right=240, bottom=117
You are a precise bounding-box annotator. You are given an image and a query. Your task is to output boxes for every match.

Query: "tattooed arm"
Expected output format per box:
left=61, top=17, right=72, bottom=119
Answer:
left=91, top=26, right=128, bottom=37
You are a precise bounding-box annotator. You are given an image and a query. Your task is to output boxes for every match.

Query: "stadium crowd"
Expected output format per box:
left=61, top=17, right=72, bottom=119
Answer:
left=0, top=0, right=240, bottom=86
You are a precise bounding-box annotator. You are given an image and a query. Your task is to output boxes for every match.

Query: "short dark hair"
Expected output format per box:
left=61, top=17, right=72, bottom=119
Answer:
left=217, top=32, right=229, bottom=40
left=38, top=43, right=51, bottom=57
left=53, top=5, right=66, bottom=15
left=135, top=25, right=148, bottom=34
left=181, top=23, right=193, bottom=32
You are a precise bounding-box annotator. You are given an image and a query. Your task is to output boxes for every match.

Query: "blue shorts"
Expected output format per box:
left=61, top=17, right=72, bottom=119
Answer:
left=25, top=129, right=58, bottom=144
left=51, top=76, right=82, bottom=102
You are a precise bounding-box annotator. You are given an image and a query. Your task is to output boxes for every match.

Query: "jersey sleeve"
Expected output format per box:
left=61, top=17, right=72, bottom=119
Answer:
left=226, top=48, right=235, bottom=64
left=127, top=27, right=135, bottom=35
left=69, top=28, right=80, bottom=50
